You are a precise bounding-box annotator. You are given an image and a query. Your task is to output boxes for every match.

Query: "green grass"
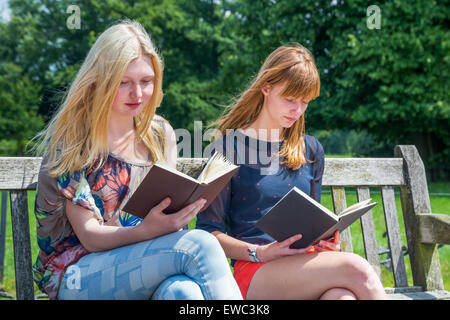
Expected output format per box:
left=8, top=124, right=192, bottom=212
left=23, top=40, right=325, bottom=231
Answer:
left=1, top=183, right=449, bottom=299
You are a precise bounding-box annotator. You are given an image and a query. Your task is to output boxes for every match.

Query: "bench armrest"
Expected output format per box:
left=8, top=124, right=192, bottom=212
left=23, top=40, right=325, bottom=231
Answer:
left=418, top=213, right=450, bottom=245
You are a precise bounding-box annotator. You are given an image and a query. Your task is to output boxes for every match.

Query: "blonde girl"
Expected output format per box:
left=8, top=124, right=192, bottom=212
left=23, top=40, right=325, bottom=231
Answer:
left=33, top=20, right=241, bottom=300
left=197, top=44, right=387, bottom=300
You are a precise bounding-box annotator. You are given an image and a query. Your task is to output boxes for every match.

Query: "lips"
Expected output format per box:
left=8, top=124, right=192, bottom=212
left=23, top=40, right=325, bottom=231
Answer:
left=285, top=116, right=297, bottom=122
left=126, top=102, right=141, bottom=109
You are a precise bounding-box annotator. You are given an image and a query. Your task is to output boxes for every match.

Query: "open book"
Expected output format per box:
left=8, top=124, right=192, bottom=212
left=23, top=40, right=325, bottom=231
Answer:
left=122, top=152, right=239, bottom=219
left=255, top=187, right=377, bottom=249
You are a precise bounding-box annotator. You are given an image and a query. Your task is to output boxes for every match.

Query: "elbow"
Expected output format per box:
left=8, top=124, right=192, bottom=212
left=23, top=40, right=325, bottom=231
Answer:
left=76, top=231, right=104, bottom=253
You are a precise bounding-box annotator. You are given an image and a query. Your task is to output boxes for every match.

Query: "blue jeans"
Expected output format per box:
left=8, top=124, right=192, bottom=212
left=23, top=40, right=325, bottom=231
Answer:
left=57, top=229, right=242, bottom=300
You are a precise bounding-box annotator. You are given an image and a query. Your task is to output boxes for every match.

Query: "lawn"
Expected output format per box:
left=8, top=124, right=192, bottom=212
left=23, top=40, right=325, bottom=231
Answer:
left=0, top=183, right=449, bottom=299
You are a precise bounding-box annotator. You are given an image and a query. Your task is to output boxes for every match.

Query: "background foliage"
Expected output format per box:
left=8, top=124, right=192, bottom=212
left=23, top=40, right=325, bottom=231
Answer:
left=0, top=0, right=448, bottom=180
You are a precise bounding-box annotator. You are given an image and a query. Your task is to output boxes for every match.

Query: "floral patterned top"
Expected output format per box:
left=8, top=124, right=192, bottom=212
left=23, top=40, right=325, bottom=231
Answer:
left=33, top=152, right=153, bottom=299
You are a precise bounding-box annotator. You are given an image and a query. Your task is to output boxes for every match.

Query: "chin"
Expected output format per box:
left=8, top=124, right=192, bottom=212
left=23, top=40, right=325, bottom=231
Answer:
left=282, top=121, right=296, bottom=129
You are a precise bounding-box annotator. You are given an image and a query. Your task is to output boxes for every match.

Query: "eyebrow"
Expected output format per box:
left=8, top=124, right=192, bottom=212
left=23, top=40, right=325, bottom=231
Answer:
left=122, top=74, right=155, bottom=80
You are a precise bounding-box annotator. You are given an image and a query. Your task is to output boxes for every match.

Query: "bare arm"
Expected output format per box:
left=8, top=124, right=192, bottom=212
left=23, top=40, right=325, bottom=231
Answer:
left=211, top=230, right=311, bottom=263
left=212, top=231, right=254, bottom=261
left=66, top=197, right=206, bottom=252
left=164, top=122, right=177, bottom=169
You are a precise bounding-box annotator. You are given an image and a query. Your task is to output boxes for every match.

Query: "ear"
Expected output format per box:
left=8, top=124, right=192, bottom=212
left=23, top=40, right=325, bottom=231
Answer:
left=261, top=83, right=271, bottom=96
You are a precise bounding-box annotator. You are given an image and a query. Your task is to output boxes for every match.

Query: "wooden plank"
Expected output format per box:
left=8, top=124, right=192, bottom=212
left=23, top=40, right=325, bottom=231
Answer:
left=0, top=157, right=406, bottom=189
left=394, top=145, right=444, bottom=291
left=322, top=158, right=405, bottom=187
left=385, top=285, right=450, bottom=299
left=0, top=158, right=42, bottom=190
left=387, top=290, right=450, bottom=300
left=381, top=185, right=408, bottom=287
left=356, top=187, right=381, bottom=280
left=418, top=213, right=450, bottom=245
left=10, top=191, right=34, bottom=300
left=331, top=187, right=353, bottom=253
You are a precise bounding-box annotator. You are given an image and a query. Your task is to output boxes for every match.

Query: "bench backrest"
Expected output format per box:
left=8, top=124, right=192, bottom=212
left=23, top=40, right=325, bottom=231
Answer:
left=0, top=145, right=445, bottom=299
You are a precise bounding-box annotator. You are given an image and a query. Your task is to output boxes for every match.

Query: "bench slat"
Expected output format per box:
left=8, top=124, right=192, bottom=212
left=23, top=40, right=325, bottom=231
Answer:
left=0, top=157, right=406, bottom=190
left=356, top=187, right=382, bottom=280
left=418, top=213, right=450, bottom=245
left=381, top=186, right=408, bottom=287
left=331, top=187, right=353, bottom=253
left=0, top=158, right=42, bottom=190
left=10, top=190, right=35, bottom=300
left=322, top=158, right=405, bottom=186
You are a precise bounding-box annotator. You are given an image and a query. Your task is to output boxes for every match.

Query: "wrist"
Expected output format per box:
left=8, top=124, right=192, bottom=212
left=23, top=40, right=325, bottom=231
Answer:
left=247, top=244, right=261, bottom=263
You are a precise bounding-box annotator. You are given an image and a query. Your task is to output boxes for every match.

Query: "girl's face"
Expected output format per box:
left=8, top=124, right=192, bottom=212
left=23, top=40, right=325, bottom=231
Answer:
left=111, top=55, right=155, bottom=118
left=261, top=83, right=310, bottom=129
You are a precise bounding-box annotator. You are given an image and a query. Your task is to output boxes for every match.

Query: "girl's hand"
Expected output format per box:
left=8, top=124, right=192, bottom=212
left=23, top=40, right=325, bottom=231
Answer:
left=314, top=230, right=341, bottom=252
left=137, top=197, right=207, bottom=241
left=256, top=234, right=312, bottom=263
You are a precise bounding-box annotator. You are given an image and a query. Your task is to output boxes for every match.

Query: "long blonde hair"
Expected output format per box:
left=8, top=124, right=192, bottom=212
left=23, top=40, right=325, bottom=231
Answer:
left=34, top=20, right=166, bottom=177
left=212, top=44, right=320, bottom=170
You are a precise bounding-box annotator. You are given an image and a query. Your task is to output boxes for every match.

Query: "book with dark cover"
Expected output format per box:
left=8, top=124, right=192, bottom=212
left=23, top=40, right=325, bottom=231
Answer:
left=122, top=152, right=239, bottom=219
left=255, top=186, right=377, bottom=249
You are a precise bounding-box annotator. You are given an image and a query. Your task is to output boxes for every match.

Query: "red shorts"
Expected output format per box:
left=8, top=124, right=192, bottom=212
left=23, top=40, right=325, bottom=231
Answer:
left=233, top=247, right=317, bottom=299
left=233, top=260, right=266, bottom=299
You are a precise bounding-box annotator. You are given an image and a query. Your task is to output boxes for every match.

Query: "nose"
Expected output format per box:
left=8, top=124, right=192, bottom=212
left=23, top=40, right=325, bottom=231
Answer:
left=291, top=102, right=307, bottom=116
left=130, top=83, right=143, bottom=99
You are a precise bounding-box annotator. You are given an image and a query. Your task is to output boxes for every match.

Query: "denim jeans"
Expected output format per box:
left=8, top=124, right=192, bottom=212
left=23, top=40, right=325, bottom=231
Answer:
left=57, top=229, right=242, bottom=300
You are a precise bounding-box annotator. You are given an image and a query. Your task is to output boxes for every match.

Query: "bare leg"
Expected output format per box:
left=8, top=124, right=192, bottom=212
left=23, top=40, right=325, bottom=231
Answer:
left=246, top=251, right=386, bottom=300
left=319, top=288, right=356, bottom=300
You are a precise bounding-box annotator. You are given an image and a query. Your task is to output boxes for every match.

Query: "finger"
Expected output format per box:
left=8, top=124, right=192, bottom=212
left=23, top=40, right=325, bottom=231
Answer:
left=313, top=245, right=326, bottom=252
left=182, top=199, right=206, bottom=223
left=149, top=197, right=171, bottom=215
left=288, top=245, right=313, bottom=255
left=178, top=198, right=206, bottom=219
left=318, top=240, right=340, bottom=252
left=280, top=234, right=302, bottom=248
left=334, top=230, right=340, bottom=243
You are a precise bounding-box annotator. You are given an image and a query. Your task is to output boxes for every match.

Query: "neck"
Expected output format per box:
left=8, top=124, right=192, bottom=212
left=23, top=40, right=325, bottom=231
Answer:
left=241, top=109, right=283, bottom=142
left=107, top=114, right=136, bottom=149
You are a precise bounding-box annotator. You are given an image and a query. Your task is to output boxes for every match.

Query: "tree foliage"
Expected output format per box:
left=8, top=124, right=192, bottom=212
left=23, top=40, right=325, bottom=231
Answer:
left=0, top=0, right=448, bottom=179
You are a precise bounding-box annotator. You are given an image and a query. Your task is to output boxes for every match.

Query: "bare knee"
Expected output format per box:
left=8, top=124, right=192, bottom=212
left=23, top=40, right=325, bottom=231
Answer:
left=320, top=288, right=356, bottom=300
left=341, top=253, right=386, bottom=299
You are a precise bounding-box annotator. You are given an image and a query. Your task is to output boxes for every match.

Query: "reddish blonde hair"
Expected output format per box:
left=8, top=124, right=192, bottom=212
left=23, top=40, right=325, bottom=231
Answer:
left=212, top=43, right=320, bottom=169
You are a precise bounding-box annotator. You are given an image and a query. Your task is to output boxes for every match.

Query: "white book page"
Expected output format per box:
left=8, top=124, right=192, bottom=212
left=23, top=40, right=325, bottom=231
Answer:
left=292, top=187, right=337, bottom=219
left=198, top=152, right=238, bottom=184
left=340, top=198, right=372, bottom=215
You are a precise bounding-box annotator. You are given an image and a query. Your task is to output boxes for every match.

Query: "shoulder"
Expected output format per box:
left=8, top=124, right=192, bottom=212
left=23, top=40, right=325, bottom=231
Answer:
left=152, top=114, right=171, bottom=131
left=152, top=114, right=176, bottom=140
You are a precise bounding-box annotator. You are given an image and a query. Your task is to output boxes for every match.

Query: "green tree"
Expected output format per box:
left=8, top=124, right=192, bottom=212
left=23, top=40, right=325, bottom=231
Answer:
left=325, top=0, right=450, bottom=180
left=223, top=0, right=450, bottom=180
left=0, top=62, right=43, bottom=155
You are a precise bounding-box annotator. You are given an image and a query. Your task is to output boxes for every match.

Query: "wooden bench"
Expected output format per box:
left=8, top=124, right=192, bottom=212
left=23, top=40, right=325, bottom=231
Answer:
left=0, top=145, right=449, bottom=300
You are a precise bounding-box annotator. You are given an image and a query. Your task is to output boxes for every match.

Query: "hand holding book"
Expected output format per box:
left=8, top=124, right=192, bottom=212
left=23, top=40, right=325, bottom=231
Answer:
left=123, top=152, right=239, bottom=219
left=136, top=196, right=207, bottom=241
left=311, top=230, right=340, bottom=252
left=255, top=187, right=377, bottom=249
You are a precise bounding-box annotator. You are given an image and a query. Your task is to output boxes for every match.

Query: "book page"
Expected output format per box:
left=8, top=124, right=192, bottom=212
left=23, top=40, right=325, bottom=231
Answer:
left=340, top=198, right=372, bottom=215
left=198, top=152, right=238, bottom=184
left=292, top=187, right=337, bottom=219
